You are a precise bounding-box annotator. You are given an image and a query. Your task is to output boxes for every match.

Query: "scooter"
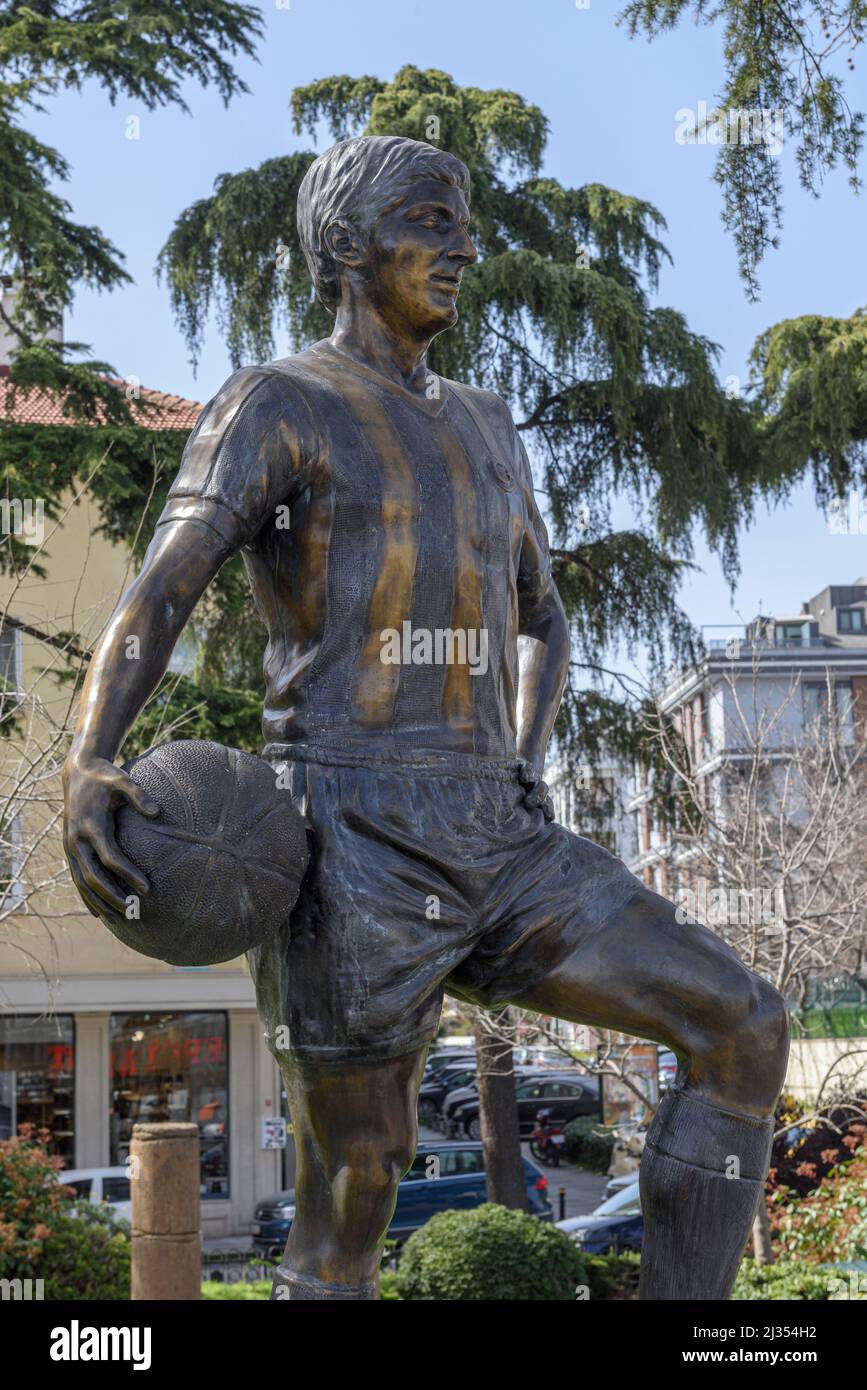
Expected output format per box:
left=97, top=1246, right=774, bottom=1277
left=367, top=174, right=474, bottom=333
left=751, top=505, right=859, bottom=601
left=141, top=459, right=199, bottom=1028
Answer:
left=528, top=1107, right=566, bottom=1167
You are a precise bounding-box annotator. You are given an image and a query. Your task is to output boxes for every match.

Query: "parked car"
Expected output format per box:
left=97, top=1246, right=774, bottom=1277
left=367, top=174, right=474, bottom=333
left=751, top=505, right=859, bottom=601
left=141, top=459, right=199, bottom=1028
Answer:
left=57, top=1167, right=132, bottom=1222
left=602, top=1170, right=640, bottom=1202
left=423, top=1050, right=475, bottom=1079
left=439, top=1066, right=538, bottom=1133
left=417, top=1064, right=478, bottom=1125
left=250, top=1141, right=554, bottom=1255
left=452, top=1073, right=601, bottom=1140
left=557, top=1179, right=643, bottom=1254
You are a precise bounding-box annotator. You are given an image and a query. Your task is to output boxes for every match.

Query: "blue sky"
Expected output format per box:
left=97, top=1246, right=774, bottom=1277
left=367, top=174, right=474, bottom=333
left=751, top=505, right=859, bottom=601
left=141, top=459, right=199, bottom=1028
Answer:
left=29, top=0, right=867, bottom=643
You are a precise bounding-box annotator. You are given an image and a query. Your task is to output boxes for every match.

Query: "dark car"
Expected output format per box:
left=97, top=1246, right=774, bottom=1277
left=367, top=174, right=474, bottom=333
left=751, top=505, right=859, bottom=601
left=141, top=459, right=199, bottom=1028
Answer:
left=417, top=1064, right=478, bottom=1124
left=250, top=1141, right=553, bottom=1255
left=452, top=1072, right=601, bottom=1140
left=557, top=1180, right=643, bottom=1254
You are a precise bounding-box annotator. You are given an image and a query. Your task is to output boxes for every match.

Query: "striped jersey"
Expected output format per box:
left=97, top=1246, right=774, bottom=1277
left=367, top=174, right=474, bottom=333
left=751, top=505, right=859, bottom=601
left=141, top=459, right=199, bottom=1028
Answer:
left=157, top=339, right=556, bottom=757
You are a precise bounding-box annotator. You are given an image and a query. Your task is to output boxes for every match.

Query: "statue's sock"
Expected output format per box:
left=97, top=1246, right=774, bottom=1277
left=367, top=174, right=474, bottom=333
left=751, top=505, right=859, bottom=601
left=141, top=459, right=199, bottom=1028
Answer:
left=270, top=1265, right=377, bottom=1301
left=638, top=1087, right=774, bottom=1301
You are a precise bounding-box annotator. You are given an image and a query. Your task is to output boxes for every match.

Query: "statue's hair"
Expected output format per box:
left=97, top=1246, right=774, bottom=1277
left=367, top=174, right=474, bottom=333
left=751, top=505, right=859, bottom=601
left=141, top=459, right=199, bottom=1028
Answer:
left=297, top=135, right=471, bottom=314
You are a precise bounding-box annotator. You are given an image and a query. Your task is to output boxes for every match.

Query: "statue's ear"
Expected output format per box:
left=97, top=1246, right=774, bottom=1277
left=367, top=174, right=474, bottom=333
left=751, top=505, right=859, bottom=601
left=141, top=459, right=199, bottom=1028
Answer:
left=323, top=220, right=364, bottom=271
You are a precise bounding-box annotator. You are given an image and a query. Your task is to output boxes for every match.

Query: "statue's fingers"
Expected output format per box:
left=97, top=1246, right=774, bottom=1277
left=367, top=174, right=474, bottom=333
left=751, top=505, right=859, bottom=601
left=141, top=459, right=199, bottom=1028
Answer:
left=89, top=831, right=149, bottom=898
left=68, top=857, right=104, bottom=918
left=76, top=844, right=128, bottom=914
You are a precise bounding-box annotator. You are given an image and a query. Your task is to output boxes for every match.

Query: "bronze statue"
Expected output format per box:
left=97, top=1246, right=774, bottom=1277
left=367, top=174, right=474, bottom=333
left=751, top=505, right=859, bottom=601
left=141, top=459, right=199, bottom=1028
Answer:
left=63, top=135, right=790, bottom=1300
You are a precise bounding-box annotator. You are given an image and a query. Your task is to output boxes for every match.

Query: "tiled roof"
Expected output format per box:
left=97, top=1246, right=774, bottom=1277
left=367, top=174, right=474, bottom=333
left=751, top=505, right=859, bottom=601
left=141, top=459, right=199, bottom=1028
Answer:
left=0, top=374, right=202, bottom=431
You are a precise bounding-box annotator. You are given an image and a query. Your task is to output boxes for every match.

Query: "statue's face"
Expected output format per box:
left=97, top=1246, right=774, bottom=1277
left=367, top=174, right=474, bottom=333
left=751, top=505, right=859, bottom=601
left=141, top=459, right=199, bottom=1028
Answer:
left=362, top=177, right=476, bottom=338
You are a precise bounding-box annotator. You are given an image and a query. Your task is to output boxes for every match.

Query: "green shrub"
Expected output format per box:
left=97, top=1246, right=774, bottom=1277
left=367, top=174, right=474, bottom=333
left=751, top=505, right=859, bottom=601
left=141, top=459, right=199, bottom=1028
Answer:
left=584, top=1251, right=641, bottom=1299
left=395, top=1204, right=587, bottom=1301
left=41, top=1203, right=131, bottom=1301
left=732, top=1258, right=849, bottom=1300
left=563, top=1115, right=616, bottom=1173
left=0, top=1126, right=131, bottom=1299
left=202, top=1279, right=270, bottom=1300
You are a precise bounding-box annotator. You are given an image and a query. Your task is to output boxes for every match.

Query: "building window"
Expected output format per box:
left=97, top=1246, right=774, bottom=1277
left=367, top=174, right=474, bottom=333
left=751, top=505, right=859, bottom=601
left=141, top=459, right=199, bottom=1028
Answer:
left=110, top=1012, right=229, bottom=1199
left=775, top=621, right=818, bottom=648
left=838, top=608, right=865, bottom=634
left=803, top=681, right=855, bottom=740
left=0, top=1015, right=75, bottom=1163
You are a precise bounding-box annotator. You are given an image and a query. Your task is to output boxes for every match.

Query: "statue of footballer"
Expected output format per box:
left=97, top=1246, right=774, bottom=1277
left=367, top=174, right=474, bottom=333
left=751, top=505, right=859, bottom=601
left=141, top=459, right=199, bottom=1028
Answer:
left=63, top=135, right=790, bottom=1301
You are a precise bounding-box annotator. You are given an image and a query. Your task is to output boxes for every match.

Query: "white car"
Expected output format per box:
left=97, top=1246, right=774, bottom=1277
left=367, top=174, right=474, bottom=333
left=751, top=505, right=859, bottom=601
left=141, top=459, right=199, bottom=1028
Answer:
left=58, top=1166, right=132, bottom=1223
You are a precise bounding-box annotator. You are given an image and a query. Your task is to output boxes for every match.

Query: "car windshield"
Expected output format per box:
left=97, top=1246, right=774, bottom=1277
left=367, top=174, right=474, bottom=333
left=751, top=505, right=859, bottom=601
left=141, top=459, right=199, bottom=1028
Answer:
left=594, top=1183, right=641, bottom=1217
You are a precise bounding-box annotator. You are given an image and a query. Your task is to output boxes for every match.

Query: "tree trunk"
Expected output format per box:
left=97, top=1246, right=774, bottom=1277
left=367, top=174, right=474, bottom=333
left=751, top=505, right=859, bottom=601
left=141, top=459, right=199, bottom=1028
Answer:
left=473, top=1011, right=527, bottom=1210
left=751, top=1197, right=774, bottom=1266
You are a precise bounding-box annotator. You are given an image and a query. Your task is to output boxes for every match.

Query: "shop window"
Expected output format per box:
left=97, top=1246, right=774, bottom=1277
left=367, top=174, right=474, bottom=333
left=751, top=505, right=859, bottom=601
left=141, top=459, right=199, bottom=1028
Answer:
left=109, top=1012, right=229, bottom=1199
left=0, top=1015, right=75, bottom=1163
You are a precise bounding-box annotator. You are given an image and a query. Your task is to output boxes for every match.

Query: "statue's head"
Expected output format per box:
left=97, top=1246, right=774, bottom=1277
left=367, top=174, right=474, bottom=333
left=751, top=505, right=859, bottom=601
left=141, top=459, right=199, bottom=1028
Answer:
left=297, top=135, right=474, bottom=337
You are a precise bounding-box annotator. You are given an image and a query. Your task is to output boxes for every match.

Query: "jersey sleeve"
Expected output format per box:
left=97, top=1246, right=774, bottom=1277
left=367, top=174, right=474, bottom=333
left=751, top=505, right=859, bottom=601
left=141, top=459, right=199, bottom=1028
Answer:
left=514, top=431, right=556, bottom=631
left=155, top=367, right=316, bottom=551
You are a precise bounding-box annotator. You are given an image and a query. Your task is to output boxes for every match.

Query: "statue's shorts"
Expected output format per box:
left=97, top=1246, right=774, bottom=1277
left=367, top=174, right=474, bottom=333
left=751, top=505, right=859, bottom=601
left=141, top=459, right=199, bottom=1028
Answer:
left=247, top=743, right=643, bottom=1066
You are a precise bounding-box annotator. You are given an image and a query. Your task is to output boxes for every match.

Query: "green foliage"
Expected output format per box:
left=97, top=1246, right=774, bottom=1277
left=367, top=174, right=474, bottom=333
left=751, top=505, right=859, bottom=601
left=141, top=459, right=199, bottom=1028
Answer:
left=0, top=0, right=262, bottom=401
left=563, top=1115, right=617, bottom=1172
left=126, top=671, right=265, bottom=757
left=584, top=1250, right=642, bottom=1299
left=394, top=1203, right=587, bottom=1301
left=202, top=1278, right=270, bottom=1300
left=40, top=1202, right=131, bottom=1301
left=0, top=420, right=182, bottom=576
left=732, top=1257, right=852, bottom=1300
left=0, top=1124, right=130, bottom=1298
left=620, top=2, right=866, bottom=297
left=752, top=307, right=867, bottom=503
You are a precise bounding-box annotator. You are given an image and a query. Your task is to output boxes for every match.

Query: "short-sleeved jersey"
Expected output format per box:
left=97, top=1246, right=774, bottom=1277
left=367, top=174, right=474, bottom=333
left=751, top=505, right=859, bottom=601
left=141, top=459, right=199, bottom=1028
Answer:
left=156, top=339, right=557, bottom=757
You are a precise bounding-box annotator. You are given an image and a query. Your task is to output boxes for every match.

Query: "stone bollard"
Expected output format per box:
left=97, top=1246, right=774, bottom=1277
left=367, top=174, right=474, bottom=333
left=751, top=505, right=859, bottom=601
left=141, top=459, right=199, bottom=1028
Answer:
left=131, top=1121, right=201, bottom=1300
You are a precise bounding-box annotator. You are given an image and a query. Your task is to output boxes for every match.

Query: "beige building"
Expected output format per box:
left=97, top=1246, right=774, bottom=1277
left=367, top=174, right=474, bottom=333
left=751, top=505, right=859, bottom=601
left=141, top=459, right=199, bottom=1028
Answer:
left=0, top=368, right=289, bottom=1238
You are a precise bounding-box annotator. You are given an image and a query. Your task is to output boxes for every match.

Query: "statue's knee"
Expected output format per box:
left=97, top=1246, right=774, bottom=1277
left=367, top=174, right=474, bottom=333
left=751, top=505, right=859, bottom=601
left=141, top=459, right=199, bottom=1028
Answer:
left=693, top=970, right=790, bottom=1099
left=327, top=1140, right=410, bottom=1229
left=741, top=976, right=790, bottom=1089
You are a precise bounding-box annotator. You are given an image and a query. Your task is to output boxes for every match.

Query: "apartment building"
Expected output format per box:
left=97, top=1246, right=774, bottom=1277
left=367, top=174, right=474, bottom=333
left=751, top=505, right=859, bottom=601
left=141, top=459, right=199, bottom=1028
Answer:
left=627, top=578, right=867, bottom=892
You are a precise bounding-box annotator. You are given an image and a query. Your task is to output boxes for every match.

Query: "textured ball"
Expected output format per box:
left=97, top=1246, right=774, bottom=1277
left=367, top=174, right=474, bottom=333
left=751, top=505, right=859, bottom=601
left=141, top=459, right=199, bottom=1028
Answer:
left=99, top=740, right=309, bottom=966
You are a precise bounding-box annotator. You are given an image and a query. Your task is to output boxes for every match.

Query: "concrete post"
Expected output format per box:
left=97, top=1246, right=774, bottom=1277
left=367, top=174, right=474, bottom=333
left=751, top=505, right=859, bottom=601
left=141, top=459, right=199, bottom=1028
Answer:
left=131, top=1121, right=201, bottom=1301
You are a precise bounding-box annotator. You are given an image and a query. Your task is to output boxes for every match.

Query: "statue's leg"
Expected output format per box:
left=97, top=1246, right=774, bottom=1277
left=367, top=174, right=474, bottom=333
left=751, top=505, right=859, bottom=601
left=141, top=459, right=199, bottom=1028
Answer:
left=269, top=1044, right=427, bottom=1301
left=503, top=883, right=790, bottom=1300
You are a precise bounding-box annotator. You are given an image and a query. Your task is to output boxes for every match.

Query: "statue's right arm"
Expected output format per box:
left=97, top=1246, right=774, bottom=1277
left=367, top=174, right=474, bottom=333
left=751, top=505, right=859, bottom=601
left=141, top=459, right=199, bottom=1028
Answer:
left=62, top=365, right=314, bottom=917
left=62, top=520, right=230, bottom=915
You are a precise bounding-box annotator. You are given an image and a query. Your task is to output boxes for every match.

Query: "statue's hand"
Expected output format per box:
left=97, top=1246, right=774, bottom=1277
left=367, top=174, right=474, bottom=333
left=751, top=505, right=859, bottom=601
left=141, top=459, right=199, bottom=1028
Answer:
left=62, top=755, right=159, bottom=917
left=517, top=760, right=555, bottom=822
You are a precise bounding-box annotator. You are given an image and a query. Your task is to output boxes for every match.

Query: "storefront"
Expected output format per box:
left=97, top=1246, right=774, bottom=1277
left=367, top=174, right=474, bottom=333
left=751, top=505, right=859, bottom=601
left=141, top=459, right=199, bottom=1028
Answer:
left=0, top=1014, right=75, bottom=1163
left=0, top=966, right=287, bottom=1238
left=110, top=1012, right=230, bottom=1201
